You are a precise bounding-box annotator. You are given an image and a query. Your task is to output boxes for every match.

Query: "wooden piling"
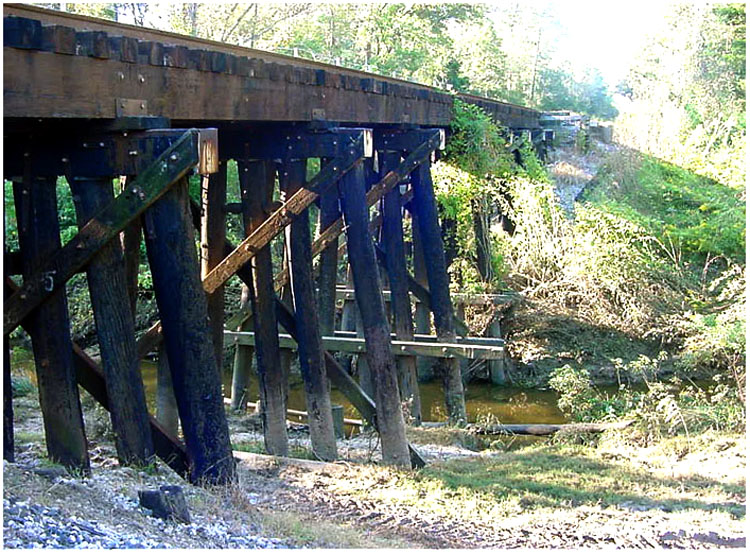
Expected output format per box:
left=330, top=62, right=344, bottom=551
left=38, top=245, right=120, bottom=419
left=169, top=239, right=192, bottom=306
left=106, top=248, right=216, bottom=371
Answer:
left=316, top=157, right=339, bottom=336
left=279, top=159, right=337, bottom=462
left=143, top=178, right=235, bottom=484
left=240, top=159, right=289, bottom=457
left=380, top=151, right=422, bottom=424
left=155, top=342, right=179, bottom=438
left=201, top=162, right=227, bottom=370
left=70, top=177, right=154, bottom=466
left=338, top=162, right=411, bottom=467
left=229, top=284, right=254, bottom=411
left=411, top=211, right=433, bottom=381
left=410, top=161, right=467, bottom=424
left=13, top=178, right=90, bottom=472
left=4, top=335, right=14, bottom=462
left=120, top=176, right=141, bottom=319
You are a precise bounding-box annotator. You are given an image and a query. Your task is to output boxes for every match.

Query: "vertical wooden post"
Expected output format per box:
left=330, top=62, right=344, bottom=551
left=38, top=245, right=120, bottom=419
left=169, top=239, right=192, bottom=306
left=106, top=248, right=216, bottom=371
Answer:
left=70, top=177, right=154, bottom=466
left=4, top=335, right=14, bottom=462
left=143, top=178, right=234, bottom=484
left=156, top=342, right=179, bottom=437
left=230, top=285, right=253, bottom=410
left=240, top=159, right=289, bottom=457
left=338, top=162, right=411, bottom=467
left=487, top=318, right=508, bottom=385
left=120, top=176, right=141, bottom=319
left=316, top=157, right=339, bottom=336
left=411, top=211, right=433, bottom=381
left=13, top=178, right=90, bottom=472
left=201, top=162, right=227, bottom=371
left=410, top=161, right=467, bottom=424
left=279, top=159, right=337, bottom=461
left=340, top=265, right=357, bottom=332
left=380, top=151, right=422, bottom=424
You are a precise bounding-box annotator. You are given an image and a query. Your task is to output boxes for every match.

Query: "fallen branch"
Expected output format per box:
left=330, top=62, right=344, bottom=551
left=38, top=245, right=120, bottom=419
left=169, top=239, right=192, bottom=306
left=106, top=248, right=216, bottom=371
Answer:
left=467, top=420, right=635, bottom=436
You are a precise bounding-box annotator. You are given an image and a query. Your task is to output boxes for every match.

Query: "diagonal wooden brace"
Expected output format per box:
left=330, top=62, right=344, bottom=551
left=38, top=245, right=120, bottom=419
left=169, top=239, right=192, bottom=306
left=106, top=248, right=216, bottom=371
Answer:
left=4, top=130, right=206, bottom=336
left=201, top=130, right=369, bottom=295
left=275, top=129, right=443, bottom=290
left=4, top=278, right=189, bottom=477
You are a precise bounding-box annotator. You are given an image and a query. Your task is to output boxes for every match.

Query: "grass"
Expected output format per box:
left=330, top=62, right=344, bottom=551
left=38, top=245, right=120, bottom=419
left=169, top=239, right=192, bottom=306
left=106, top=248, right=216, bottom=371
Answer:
left=585, top=151, right=745, bottom=263
left=332, top=430, right=745, bottom=531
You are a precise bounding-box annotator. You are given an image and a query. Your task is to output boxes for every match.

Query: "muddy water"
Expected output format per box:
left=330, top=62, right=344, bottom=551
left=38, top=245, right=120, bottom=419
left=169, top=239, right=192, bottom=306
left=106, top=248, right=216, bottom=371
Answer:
left=138, top=361, right=567, bottom=425
left=10, top=348, right=566, bottom=426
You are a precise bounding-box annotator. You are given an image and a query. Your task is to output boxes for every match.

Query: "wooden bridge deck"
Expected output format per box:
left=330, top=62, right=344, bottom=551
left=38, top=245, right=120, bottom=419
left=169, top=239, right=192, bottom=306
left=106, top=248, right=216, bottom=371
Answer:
left=3, top=3, right=540, bottom=129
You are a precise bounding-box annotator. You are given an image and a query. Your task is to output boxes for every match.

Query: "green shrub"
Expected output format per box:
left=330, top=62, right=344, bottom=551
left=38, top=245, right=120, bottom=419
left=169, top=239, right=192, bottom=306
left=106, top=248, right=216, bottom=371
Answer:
left=11, top=375, right=35, bottom=398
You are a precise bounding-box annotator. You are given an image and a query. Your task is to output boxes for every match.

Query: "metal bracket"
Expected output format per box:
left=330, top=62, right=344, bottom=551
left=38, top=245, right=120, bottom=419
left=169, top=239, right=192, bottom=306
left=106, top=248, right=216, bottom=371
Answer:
left=115, top=98, right=149, bottom=117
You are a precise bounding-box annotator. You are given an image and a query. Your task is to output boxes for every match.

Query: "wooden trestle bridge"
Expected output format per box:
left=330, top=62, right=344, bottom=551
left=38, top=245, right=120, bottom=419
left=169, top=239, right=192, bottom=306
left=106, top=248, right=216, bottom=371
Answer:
left=3, top=4, right=544, bottom=484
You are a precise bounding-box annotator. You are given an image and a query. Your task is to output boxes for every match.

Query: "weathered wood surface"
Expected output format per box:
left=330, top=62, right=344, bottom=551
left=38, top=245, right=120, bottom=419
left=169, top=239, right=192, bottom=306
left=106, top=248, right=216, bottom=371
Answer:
left=155, top=342, right=179, bottom=438
left=315, top=157, right=339, bottom=336
left=338, top=162, right=411, bottom=467
left=468, top=420, right=636, bottom=436
left=4, top=278, right=189, bottom=476
left=201, top=162, right=227, bottom=370
left=4, top=130, right=199, bottom=336
left=379, top=150, right=421, bottom=424
left=272, top=294, right=426, bottom=469
left=70, top=176, right=153, bottom=465
left=226, top=331, right=506, bottom=359
left=13, top=178, right=90, bottom=472
left=230, top=284, right=254, bottom=411
left=201, top=148, right=364, bottom=296
left=410, top=160, right=467, bottom=424
left=143, top=178, right=234, bottom=485
left=4, top=334, right=14, bottom=462
left=3, top=6, right=540, bottom=129
left=335, top=289, right=517, bottom=307
left=280, top=159, right=338, bottom=462
left=240, top=159, right=288, bottom=457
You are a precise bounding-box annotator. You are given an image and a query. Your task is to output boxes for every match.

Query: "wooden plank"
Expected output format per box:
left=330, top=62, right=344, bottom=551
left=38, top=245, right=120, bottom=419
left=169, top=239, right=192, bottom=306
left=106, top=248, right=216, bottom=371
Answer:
left=334, top=288, right=517, bottom=307
left=12, top=177, right=90, bottom=472
left=226, top=332, right=505, bottom=360
left=201, top=149, right=364, bottom=296
left=69, top=176, right=153, bottom=465
left=143, top=178, right=235, bottom=485
left=4, top=130, right=200, bottom=336
left=280, top=158, right=338, bottom=462
left=239, top=159, right=288, bottom=457
left=200, top=161, right=227, bottom=369
left=119, top=177, right=140, bottom=319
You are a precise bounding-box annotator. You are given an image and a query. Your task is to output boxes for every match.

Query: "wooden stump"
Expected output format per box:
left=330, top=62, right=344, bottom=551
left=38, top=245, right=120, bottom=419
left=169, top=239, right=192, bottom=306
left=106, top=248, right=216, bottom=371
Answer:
left=143, top=178, right=235, bottom=484
left=279, top=159, right=337, bottom=462
left=13, top=178, right=90, bottom=472
left=70, top=177, right=154, bottom=466
left=338, top=162, right=411, bottom=467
